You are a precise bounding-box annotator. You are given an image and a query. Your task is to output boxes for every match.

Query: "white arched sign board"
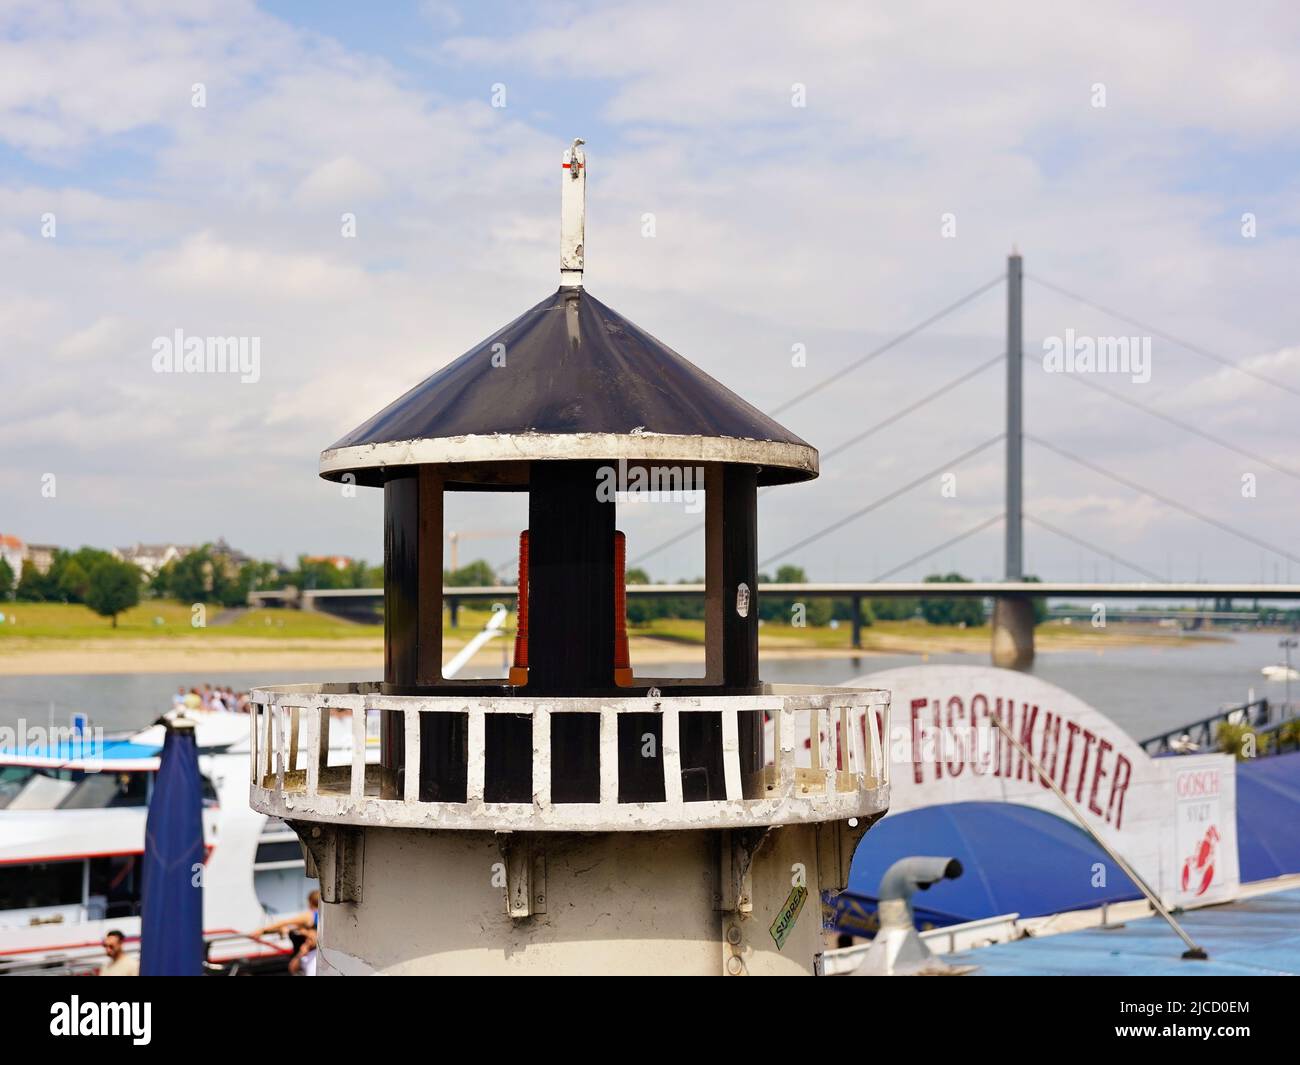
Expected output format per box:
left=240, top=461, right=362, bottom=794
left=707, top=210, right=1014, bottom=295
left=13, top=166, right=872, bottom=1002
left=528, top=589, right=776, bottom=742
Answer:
left=845, top=665, right=1239, bottom=908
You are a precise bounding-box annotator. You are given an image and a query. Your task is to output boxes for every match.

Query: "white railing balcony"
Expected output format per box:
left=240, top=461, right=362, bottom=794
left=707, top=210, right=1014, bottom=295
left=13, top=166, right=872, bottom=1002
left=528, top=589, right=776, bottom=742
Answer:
left=248, top=683, right=889, bottom=833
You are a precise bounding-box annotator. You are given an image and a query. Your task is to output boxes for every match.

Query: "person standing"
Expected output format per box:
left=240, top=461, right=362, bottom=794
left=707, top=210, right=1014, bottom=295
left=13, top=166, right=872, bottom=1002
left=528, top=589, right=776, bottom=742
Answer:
left=100, top=930, right=139, bottom=976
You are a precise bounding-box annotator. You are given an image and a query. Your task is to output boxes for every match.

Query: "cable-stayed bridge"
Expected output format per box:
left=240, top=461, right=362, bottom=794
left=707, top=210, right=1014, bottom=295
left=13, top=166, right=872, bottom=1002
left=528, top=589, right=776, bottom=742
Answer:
left=255, top=254, right=1300, bottom=666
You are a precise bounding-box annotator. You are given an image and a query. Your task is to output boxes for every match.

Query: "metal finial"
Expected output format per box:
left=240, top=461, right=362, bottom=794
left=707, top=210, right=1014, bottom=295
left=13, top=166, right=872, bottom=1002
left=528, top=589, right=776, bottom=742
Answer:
left=560, top=138, right=586, bottom=287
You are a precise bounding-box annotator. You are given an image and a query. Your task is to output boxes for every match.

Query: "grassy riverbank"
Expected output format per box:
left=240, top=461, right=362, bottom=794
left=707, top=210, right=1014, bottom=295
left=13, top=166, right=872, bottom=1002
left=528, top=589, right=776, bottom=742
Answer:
left=0, top=601, right=1214, bottom=676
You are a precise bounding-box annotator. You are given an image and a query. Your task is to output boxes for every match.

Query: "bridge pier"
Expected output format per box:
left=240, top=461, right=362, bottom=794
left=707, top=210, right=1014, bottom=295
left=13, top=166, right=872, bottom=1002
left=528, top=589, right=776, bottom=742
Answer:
left=991, top=596, right=1035, bottom=670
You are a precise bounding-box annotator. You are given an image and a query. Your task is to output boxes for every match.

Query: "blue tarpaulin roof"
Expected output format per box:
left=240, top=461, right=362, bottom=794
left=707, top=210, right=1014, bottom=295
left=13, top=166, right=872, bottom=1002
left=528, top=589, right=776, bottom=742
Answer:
left=834, top=802, right=1141, bottom=930
left=1236, top=750, right=1300, bottom=882
left=0, top=738, right=160, bottom=763
left=950, top=885, right=1300, bottom=976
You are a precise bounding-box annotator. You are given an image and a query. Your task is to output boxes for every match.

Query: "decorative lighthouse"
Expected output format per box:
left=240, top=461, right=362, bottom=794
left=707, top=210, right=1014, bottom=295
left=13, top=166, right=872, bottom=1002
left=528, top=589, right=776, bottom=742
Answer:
left=249, top=141, right=890, bottom=975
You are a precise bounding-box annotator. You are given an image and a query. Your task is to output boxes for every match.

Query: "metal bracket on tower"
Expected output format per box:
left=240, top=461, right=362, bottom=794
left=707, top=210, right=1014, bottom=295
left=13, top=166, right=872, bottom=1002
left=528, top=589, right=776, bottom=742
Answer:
left=499, top=834, right=547, bottom=920
left=716, top=827, right=770, bottom=913
left=560, top=138, right=586, bottom=287
left=816, top=815, right=877, bottom=894
left=294, top=822, right=364, bottom=904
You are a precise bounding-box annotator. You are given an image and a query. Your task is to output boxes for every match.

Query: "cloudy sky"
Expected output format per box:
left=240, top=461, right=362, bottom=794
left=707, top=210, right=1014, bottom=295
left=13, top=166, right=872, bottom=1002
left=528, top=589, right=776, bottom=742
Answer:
left=2, top=0, right=1297, bottom=583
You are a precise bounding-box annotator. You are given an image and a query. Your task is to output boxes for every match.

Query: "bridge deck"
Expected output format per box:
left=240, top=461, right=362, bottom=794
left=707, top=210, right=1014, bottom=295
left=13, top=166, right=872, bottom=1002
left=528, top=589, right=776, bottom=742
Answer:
left=251, top=581, right=1300, bottom=603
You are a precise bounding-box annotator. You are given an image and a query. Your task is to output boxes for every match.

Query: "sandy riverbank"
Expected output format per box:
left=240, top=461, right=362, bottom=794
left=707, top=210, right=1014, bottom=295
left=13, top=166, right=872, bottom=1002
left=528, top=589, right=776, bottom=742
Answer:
left=0, top=627, right=1210, bottom=676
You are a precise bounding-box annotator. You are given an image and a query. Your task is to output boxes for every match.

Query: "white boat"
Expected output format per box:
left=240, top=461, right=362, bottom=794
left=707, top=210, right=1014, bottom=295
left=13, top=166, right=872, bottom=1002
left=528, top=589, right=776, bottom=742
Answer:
left=0, top=708, right=376, bottom=975
left=1261, top=664, right=1300, bottom=681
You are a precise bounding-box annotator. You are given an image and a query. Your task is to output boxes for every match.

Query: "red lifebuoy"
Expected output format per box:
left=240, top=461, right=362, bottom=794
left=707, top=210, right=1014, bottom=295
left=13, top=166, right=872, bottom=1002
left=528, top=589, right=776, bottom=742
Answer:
left=1181, top=825, right=1219, bottom=897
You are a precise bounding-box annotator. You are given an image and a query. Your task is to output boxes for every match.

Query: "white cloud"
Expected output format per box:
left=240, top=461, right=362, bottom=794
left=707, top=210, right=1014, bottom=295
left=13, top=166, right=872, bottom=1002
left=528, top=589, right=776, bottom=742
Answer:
left=0, top=0, right=1297, bottom=581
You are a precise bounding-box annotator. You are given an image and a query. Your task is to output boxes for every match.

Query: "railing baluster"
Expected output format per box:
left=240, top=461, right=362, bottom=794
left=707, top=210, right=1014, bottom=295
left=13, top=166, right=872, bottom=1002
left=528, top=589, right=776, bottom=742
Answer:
left=776, top=707, right=795, bottom=793
left=720, top=709, right=742, bottom=800
left=315, top=704, right=330, bottom=791
left=262, top=703, right=274, bottom=785
left=249, top=703, right=259, bottom=783
left=532, top=706, right=551, bottom=806
left=467, top=708, right=486, bottom=802
left=599, top=707, right=618, bottom=805
left=662, top=709, right=683, bottom=805
left=303, top=705, right=321, bottom=796
left=403, top=709, right=421, bottom=803
left=288, top=706, right=300, bottom=774
left=350, top=706, right=366, bottom=800
left=274, top=704, right=285, bottom=791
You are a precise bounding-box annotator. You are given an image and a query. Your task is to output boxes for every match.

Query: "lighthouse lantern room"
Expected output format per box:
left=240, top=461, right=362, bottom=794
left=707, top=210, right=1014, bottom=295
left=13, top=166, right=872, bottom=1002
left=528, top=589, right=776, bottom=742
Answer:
left=249, top=141, right=890, bottom=975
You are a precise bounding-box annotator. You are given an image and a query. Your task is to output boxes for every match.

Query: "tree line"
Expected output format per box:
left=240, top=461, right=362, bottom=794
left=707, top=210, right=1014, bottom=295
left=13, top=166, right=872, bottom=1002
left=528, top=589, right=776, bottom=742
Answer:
left=0, top=546, right=1047, bottom=631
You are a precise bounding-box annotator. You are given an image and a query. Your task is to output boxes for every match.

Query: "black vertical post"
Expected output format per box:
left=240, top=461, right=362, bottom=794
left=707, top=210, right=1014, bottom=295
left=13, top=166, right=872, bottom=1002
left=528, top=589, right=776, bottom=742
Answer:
left=721, top=465, right=759, bottom=690
left=383, top=473, right=419, bottom=795
left=528, top=460, right=617, bottom=800
left=851, top=594, right=863, bottom=649
left=384, top=473, right=419, bottom=689
left=528, top=460, right=616, bottom=690
left=720, top=465, right=762, bottom=781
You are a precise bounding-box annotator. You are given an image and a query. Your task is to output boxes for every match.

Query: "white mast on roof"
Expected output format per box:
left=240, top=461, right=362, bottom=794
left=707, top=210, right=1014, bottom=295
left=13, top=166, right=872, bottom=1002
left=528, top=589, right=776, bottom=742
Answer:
left=560, top=137, right=586, bottom=287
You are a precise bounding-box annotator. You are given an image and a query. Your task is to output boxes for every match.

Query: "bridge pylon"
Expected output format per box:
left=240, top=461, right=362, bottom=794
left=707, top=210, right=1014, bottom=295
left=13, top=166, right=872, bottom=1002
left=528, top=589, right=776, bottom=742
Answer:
left=995, top=250, right=1034, bottom=669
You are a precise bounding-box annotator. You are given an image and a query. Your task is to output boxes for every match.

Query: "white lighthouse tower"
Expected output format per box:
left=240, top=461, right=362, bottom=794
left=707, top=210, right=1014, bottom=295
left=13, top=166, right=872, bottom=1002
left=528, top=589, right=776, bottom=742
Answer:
left=249, top=142, right=891, bottom=976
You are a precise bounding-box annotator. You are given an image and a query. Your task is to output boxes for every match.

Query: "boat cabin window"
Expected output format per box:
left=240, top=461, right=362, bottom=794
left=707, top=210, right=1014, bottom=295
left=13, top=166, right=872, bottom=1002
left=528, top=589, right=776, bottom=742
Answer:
left=0, top=860, right=84, bottom=912
left=59, top=770, right=149, bottom=809
left=1, top=766, right=214, bottom=811
left=88, top=855, right=143, bottom=919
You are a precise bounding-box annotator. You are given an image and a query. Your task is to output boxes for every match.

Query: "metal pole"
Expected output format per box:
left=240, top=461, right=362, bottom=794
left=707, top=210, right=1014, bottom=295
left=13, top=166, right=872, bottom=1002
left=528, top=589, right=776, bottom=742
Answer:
left=1006, top=251, right=1023, bottom=580
left=1281, top=637, right=1297, bottom=715
left=989, top=712, right=1208, bottom=959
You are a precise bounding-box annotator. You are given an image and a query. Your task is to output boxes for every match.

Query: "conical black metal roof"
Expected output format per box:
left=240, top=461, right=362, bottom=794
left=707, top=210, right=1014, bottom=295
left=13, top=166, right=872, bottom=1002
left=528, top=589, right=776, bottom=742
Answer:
left=320, top=287, right=817, bottom=487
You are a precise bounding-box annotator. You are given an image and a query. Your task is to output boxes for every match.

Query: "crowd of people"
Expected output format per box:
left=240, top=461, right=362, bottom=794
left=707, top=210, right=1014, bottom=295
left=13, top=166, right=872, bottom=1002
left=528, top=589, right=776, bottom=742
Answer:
left=171, top=684, right=253, bottom=714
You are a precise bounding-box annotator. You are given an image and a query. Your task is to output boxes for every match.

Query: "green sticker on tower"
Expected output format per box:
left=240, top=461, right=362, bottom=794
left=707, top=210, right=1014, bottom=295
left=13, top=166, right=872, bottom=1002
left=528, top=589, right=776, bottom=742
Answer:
left=769, top=883, right=808, bottom=950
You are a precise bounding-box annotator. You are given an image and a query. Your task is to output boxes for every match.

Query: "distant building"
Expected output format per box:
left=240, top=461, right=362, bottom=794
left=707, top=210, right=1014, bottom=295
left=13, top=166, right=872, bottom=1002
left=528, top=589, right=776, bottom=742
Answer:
left=23, top=544, right=59, bottom=575
left=0, top=535, right=24, bottom=576
left=211, top=538, right=254, bottom=579
left=112, top=543, right=195, bottom=577
left=304, top=554, right=353, bottom=571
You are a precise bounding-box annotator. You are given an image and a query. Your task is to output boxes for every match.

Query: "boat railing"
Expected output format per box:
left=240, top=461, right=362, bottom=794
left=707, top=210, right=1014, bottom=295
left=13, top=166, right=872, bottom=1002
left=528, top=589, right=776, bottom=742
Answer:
left=1140, top=698, right=1297, bottom=756
left=247, top=682, right=890, bottom=833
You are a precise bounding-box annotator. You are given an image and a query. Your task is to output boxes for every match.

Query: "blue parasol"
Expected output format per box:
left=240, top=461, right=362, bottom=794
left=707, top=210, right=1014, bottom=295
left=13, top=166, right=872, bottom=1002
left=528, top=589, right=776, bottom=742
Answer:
left=140, top=718, right=205, bottom=975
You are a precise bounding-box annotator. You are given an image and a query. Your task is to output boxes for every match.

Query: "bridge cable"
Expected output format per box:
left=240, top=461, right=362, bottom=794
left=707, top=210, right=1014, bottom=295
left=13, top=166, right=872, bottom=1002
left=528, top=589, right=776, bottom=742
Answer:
left=821, top=352, right=1005, bottom=463
left=1026, top=434, right=1300, bottom=566
left=1055, top=372, right=1300, bottom=481
left=871, top=513, right=1004, bottom=581
left=629, top=354, right=1005, bottom=566
left=758, top=434, right=1005, bottom=569
left=768, top=274, right=1004, bottom=416
left=1022, top=513, right=1166, bottom=582
left=1028, top=273, right=1300, bottom=400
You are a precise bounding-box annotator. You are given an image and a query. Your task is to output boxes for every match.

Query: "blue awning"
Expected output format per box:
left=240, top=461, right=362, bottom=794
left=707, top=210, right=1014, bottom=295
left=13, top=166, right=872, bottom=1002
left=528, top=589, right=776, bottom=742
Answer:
left=0, top=738, right=160, bottom=763
left=829, top=802, right=1141, bottom=933
left=1236, top=750, right=1300, bottom=882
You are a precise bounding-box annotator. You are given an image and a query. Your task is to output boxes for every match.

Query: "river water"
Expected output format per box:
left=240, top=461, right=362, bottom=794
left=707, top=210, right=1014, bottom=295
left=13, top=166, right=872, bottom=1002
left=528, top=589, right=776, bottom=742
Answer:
left=0, top=631, right=1292, bottom=743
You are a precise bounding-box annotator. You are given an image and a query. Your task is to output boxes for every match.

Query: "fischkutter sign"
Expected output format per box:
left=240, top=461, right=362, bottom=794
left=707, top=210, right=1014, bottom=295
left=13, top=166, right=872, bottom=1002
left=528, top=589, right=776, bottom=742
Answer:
left=850, top=665, right=1241, bottom=908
